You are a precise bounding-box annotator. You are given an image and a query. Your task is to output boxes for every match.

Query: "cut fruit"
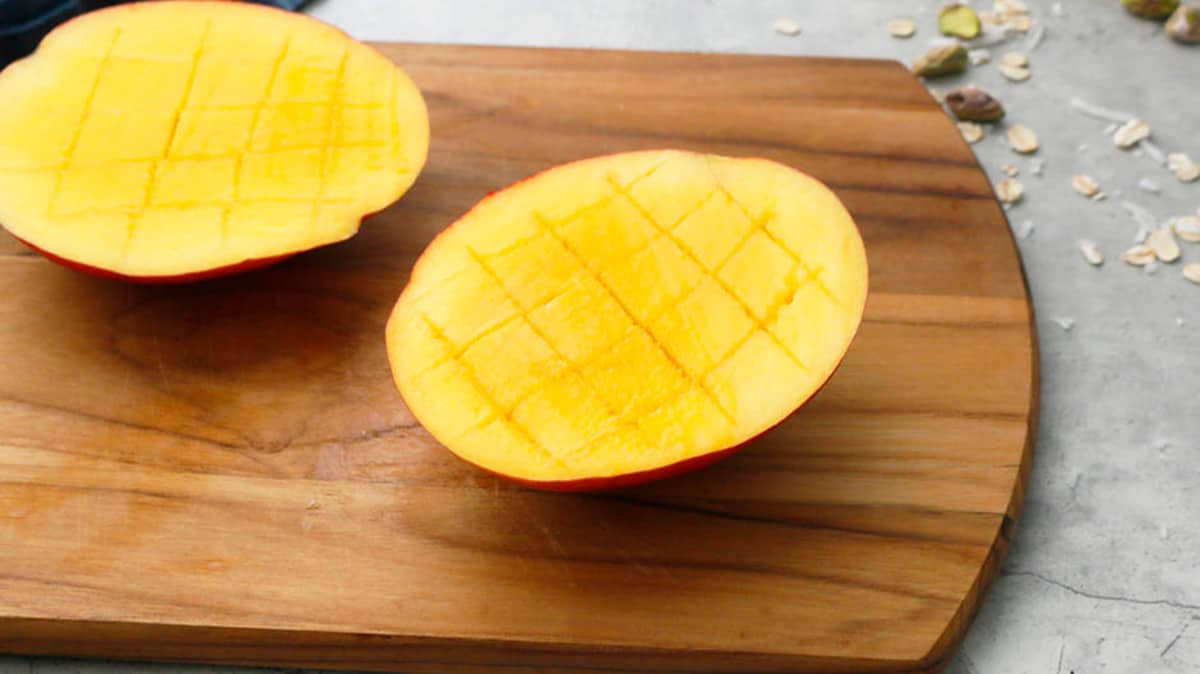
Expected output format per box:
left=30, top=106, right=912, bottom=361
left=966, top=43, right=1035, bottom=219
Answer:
left=386, top=150, right=868, bottom=491
left=0, top=1, right=428, bottom=281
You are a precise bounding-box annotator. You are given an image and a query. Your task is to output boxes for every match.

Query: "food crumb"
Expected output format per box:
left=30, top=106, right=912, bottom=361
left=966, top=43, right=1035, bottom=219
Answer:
left=773, top=17, right=802, bottom=36
left=1051, top=316, right=1075, bottom=331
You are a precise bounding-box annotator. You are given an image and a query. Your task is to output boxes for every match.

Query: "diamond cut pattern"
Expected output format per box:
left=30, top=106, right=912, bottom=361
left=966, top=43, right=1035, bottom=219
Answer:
left=2, top=7, right=414, bottom=268
left=413, top=157, right=857, bottom=464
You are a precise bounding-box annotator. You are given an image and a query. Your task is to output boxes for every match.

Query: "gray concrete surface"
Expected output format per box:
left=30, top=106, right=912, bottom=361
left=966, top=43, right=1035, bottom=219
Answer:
left=3, top=1, right=1198, bottom=672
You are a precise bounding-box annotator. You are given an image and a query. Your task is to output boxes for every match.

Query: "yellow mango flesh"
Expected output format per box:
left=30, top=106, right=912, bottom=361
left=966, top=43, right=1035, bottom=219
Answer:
left=0, top=1, right=428, bottom=278
left=388, top=150, right=869, bottom=487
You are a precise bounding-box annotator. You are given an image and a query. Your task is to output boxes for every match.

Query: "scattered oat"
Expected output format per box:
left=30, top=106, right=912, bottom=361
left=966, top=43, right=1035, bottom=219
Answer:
left=1138, top=178, right=1162, bottom=194
left=958, top=122, right=985, bottom=144
left=996, top=0, right=1030, bottom=13
left=998, top=63, right=1031, bottom=81
left=1050, top=317, right=1075, bottom=331
left=1015, top=219, right=1034, bottom=238
left=1069, top=97, right=1133, bottom=124
left=1148, top=228, right=1181, bottom=262
left=773, top=17, right=802, bottom=36
left=1184, top=263, right=1200, bottom=284
left=969, top=49, right=992, bottom=65
left=1113, top=118, right=1151, bottom=149
left=1079, top=240, right=1104, bottom=266
left=1000, top=51, right=1028, bottom=67
left=1009, top=14, right=1034, bottom=31
left=888, top=18, right=917, bottom=38
left=1167, top=153, right=1200, bottom=182
left=1030, top=158, right=1044, bottom=176
left=1172, top=216, right=1200, bottom=242
left=1072, top=175, right=1100, bottom=197
left=1122, top=244, right=1157, bottom=267
left=1002, top=163, right=1019, bottom=177
left=1007, top=125, right=1038, bottom=153
left=996, top=178, right=1023, bottom=204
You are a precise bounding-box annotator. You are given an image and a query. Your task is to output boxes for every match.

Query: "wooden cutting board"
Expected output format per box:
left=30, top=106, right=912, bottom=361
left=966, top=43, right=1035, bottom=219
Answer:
left=0, top=45, right=1037, bottom=674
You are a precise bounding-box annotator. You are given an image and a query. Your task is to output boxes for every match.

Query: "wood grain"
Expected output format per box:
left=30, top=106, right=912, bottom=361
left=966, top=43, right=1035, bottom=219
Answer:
left=0, top=45, right=1037, bottom=674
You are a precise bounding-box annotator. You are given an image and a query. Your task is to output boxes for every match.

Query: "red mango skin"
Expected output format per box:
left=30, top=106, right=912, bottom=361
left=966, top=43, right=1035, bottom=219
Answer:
left=15, top=236, right=295, bottom=283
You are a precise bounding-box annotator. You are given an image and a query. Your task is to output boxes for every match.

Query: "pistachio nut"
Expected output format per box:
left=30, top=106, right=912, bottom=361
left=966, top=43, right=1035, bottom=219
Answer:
left=1166, top=5, right=1200, bottom=42
left=913, top=44, right=969, bottom=77
left=945, top=85, right=1006, bottom=121
left=939, top=3, right=983, bottom=38
left=1122, top=0, right=1180, bottom=19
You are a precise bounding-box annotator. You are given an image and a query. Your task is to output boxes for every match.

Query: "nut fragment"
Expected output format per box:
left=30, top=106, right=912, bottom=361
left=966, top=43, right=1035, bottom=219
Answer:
left=998, top=64, right=1031, bottom=81
left=1184, top=263, right=1200, bottom=285
left=958, top=122, right=985, bottom=144
left=996, top=178, right=1023, bottom=204
left=939, top=3, right=983, bottom=38
left=1113, top=118, right=1151, bottom=149
left=1072, top=175, right=1101, bottom=197
left=1007, top=125, right=1038, bottom=153
left=1148, top=228, right=1181, bottom=262
left=969, top=49, right=992, bottom=65
left=945, top=85, right=1005, bottom=121
left=913, top=44, right=969, bottom=77
left=773, top=17, right=802, bottom=36
left=1166, top=5, right=1200, bottom=42
left=1079, top=240, right=1104, bottom=266
left=888, top=18, right=918, bottom=37
left=1000, top=51, right=1029, bottom=67
left=1172, top=216, right=1200, bottom=242
left=1122, top=244, right=1157, bottom=266
left=1002, top=163, right=1019, bottom=176
left=1167, top=153, right=1200, bottom=182
left=1122, top=0, right=1181, bottom=19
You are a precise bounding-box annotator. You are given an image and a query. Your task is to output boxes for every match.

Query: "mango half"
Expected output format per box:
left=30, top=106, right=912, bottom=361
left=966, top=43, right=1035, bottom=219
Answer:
left=0, top=1, right=428, bottom=281
left=387, top=150, right=868, bottom=490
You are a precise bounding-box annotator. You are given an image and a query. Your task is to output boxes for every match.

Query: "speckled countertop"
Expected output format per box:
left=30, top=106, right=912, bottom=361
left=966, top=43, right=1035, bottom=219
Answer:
left=2, top=1, right=1198, bottom=673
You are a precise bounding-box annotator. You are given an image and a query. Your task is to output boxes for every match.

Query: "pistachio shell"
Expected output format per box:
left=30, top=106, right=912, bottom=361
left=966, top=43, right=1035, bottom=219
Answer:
left=913, top=44, right=969, bottom=77
left=1166, top=5, right=1200, bottom=42
left=945, top=86, right=1006, bottom=121
left=1122, top=0, right=1180, bottom=19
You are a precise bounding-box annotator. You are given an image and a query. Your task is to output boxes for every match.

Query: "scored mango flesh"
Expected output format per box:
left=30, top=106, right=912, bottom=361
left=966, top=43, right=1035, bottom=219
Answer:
left=0, top=1, right=428, bottom=278
left=388, top=150, right=869, bottom=486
